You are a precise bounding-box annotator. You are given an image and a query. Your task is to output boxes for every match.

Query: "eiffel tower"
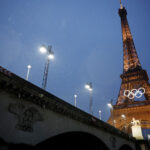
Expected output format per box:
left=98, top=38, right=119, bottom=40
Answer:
left=108, top=1, right=150, bottom=133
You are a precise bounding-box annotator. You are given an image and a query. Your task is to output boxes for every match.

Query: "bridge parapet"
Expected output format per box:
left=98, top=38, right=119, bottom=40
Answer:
left=0, top=66, right=134, bottom=140
left=0, top=66, right=137, bottom=150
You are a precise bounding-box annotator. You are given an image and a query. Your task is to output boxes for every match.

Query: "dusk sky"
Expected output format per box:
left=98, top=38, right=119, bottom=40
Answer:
left=0, top=0, right=150, bottom=121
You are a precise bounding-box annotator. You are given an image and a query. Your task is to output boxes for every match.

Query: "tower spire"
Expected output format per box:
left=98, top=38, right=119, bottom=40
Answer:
left=120, top=0, right=123, bottom=9
left=119, top=6, right=141, bottom=73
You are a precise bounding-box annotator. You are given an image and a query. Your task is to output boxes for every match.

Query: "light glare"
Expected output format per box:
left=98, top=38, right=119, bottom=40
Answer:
left=107, top=103, right=112, bottom=108
left=121, top=114, right=126, bottom=118
left=48, top=54, right=54, bottom=59
left=74, top=94, right=77, bottom=98
left=85, top=84, right=90, bottom=89
left=40, top=46, right=47, bottom=53
left=89, top=88, right=93, bottom=91
left=27, top=65, right=31, bottom=69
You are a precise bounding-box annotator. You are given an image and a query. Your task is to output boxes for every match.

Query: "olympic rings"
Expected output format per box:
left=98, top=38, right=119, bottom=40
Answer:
left=124, top=87, right=145, bottom=99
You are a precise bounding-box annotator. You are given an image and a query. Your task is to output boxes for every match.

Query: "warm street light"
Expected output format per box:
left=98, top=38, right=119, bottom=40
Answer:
left=99, top=110, right=101, bottom=120
left=39, top=45, right=54, bottom=90
left=74, top=94, right=77, bottom=107
left=85, top=82, right=93, bottom=115
left=26, top=65, right=31, bottom=81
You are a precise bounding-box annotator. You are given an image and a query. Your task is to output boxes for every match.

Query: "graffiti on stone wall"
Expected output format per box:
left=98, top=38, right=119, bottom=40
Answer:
left=8, top=102, right=43, bottom=132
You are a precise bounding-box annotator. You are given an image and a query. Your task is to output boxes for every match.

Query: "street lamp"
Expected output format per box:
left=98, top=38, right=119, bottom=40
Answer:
left=107, top=103, right=113, bottom=109
left=121, top=114, right=127, bottom=132
left=39, top=45, right=54, bottom=90
left=39, top=45, right=47, bottom=53
left=99, top=110, right=101, bottom=120
left=85, top=82, right=93, bottom=115
left=26, top=65, right=31, bottom=81
left=107, top=102, right=115, bottom=127
left=74, top=94, right=77, bottom=107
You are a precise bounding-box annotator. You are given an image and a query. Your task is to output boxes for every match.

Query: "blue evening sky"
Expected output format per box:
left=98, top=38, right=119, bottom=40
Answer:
left=0, top=0, right=150, bottom=121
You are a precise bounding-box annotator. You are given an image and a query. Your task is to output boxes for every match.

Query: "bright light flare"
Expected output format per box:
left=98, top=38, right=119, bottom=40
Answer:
left=121, top=114, right=126, bottom=119
left=27, top=65, right=31, bottom=69
left=107, top=103, right=112, bottom=108
left=89, top=88, right=93, bottom=91
left=85, top=84, right=90, bottom=89
left=74, top=94, right=78, bottom=98
left=39, top=46, right=47, bottom=53
left=48, top=54, right=54, bottom=60
left=85, top=83, right=93, bottom=91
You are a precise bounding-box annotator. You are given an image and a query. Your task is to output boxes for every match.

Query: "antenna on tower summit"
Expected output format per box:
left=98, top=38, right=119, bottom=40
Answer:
left=120, top=0, right=123, bottom=9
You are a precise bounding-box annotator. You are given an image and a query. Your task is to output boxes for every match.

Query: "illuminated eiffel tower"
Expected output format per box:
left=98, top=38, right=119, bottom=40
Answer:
left=108, top=1, right=150, bottom=133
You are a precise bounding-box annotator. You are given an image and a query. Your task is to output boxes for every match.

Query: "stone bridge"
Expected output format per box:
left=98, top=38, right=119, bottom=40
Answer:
left=0, top=66, right=139, bottom=150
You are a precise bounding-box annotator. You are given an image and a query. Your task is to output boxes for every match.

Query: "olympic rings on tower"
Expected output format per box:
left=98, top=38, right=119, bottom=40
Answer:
left=123, top=87, right=145, bottom=99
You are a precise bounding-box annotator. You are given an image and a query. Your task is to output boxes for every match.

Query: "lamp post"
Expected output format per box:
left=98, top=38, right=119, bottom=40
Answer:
left=74, top=94, right=77, bottom=107
left=108, top=102, right=115, bottom=127
left=99, top=110, right=101, bottom=120
left=85, top=82, right=93, bottom=115
left=121, top=114, right=127, bottom=132
left=39, top=45, right=54, bottom=90
left=26, top=65, right=31, bottom=81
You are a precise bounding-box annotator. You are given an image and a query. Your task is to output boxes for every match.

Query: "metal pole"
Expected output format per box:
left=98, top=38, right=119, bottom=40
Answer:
left=99, top=110, right=101, bottom=120
left=26, top=65, right=31, bottom=81
left=74, top=94, right=77, bottom=107
left=75, top=97, right=76, bottom=107
left=42, top=58, right=50, bottom=90
left=111, top=107, right=114, bottom=127
left=89, top=90, right=93, bottom=115
left=42, top=46, right=52, bottom=90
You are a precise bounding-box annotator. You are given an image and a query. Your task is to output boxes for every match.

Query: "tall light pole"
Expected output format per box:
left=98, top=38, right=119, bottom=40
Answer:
left=99, top=110, right=101, bottom=120
left=121, top=114, right=127, bottom=132
left=108, top=102, right=115, bottom=127
left=85, top=82, right=93, bottom=115
left=74, top=94, right=77, bottom=107
left=39, top=45, right=54, bottom=90
left=26, top=65, right=31, bottom=81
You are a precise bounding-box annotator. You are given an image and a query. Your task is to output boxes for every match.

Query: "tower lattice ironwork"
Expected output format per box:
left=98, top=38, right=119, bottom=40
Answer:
left=108, top=3, right=150, bottom=133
